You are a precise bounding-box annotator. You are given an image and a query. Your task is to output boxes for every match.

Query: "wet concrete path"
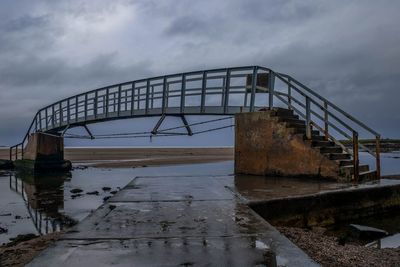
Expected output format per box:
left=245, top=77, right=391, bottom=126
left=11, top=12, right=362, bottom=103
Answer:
left=27, top=174, right=318, bottom=266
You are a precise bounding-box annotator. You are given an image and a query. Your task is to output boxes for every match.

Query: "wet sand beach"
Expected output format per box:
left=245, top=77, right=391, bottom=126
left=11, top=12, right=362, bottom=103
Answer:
left=1, top=147, right=234, bottom=167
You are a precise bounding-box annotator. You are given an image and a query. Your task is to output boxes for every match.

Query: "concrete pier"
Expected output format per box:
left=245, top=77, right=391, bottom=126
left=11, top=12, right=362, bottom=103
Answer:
left=27, top=174, right=318, bottom=266
left=15, top=133, right=71, bottom=172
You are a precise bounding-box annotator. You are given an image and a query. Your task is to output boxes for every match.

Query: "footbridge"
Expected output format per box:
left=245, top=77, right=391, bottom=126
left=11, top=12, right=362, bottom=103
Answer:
left=10, top=66, right=381, bottom=180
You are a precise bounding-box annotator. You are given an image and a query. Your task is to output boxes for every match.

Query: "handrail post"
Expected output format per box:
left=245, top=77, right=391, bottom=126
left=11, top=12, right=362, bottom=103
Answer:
left=268, top=71, right=275, bottom=108
left=353, top=131, right=359, bottom=182
left=224, top=69, right=231, bottom=114
left=201, top=71, right=207, bottom=113
left=249, top=66, right=257, bottom=112
left=287, top=77, right=292, bottom=109
left=324, top=101, right=329, bottom=140
left=375, top=135, right=381, bottom=179
left=180, top=74, right=186, bottom=113
left=305, top=97, right=311, bottom=139
left=162, top=76, right=167, bottom=114
left=9, top=147, right=12, bottom=161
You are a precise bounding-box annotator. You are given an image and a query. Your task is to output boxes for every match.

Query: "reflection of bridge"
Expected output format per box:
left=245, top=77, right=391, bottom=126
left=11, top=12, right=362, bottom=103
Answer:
left=9, top=174, right=66, bottom=235
left=10, top=66, right=381, bottom=179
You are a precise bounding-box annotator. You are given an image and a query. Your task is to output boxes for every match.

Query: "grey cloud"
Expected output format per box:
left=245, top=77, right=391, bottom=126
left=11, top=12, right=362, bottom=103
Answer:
left=0, top=0, right=400, bottom=146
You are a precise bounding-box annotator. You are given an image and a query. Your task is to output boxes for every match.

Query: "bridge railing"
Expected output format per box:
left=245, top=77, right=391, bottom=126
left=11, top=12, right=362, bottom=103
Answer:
left=261, top=67, right=381, bottom=179
left=11, top=65, right=381, bottom=179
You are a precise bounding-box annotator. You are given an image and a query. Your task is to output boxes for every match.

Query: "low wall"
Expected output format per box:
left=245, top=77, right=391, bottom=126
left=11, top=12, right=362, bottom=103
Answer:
left=250, top=182, right=400, bottom=227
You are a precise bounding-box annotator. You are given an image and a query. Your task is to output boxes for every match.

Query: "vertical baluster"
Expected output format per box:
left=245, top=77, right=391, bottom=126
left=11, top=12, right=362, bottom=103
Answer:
left=145, top=80, right=150, bottom=114
left=224, top=69, right=231, bottom=114
left=75, top=96, right=79, bottom=122
left=39, top=111, right=42, bottom=131
left=45, top=108, right=48, bottom=130
left=180, top=74, right=186, bottom=113
left=130, top=83, right=135, bottom=115
left=375, top=135, right=381, bottom=179
left=106, top=88, right=109, bottom=117
left=51, top=105, right=55, bottom=128
left=324, top=101, right=329, bottom=140
left=268, top=71, right=275, bottom=108
left=151, top=85, right=154, bottom=109
left=305, top=97, right=311, bottom=139
left=117, top=85, right=122, bottom=116
left=59, top=102, right=62, bottom=128
left=84, top=94, right=88, bottom=121
left=288, top=77, right=292, bottom=109
left=201, top=71, right=207, bottom=113
left=162, top=77, right=167, bottom=114
left=67, top=98, right=71, bottom=124
left=250, top=66, right=257, bottom=112
left=353, top=131, right=359, bottom=182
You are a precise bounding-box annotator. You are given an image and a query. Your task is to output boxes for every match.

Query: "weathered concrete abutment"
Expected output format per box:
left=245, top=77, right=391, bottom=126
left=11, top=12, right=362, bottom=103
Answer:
left=15, top=132, right=71, bottom=172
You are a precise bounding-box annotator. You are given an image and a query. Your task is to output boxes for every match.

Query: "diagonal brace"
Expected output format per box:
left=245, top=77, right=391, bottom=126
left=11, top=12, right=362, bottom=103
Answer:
left=83, top=124, right=95, bottom=140
left=151, top=114, right=166, bottom=135
left=180, top=115, right=193, bottom=136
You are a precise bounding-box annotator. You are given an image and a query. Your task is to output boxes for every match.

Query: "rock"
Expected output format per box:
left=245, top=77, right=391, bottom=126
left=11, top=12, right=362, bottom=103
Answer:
left=102, top=187, right=111, bottom=191
left=71, top=194, right=83, bottom=199
left=103, top=196, right=111, bottom=202
left=349, top=224, right=389, bottom=240
left=86, top=191, right=99, bottom=195
left=14, top=215, right=22, bottom=219
left=110, top=190, right=118, bottom=195
left=0, top=226, right=8, bottom=234
left=0, top=159, right=14, bottom=170
left=70, top=188, right=83, bottom=194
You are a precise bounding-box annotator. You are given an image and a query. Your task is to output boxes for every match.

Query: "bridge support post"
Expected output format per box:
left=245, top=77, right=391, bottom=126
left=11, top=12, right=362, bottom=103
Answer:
left=14, top=132, right=71, bottom=172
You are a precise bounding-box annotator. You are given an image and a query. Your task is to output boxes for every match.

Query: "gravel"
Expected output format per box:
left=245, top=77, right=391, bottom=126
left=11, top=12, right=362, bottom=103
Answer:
left=278, top=226, right=400, bottom=267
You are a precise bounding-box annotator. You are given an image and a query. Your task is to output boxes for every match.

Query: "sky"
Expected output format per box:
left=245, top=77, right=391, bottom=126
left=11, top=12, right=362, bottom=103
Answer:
left=0, top=0, right=399, bottom=147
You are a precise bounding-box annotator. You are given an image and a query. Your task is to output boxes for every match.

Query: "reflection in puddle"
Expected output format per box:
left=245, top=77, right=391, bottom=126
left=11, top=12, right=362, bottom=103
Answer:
left=9, top=172, right=74, bottom=235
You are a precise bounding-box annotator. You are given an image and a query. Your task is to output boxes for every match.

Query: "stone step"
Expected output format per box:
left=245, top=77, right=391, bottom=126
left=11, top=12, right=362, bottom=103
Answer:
left=329, top=153, right=351, bottom=160
left=283, top=121, right=306, bottom=129
left=310, top=140, right=335, bottom=147
left=318, top=146, right=343, bottom=154
left=290, top=128, right=319, bottom=135
left=309, top=135, right=326, bottom=141
left=272, top=107, right=294, bottom=117
left=338, top=160, right=353, bottom=167
left=276, top=117, right=306, bottom=125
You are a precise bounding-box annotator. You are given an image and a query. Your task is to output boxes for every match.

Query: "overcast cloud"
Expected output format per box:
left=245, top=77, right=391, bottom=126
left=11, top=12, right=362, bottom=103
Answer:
left=0, top=0, right=399, bottom=146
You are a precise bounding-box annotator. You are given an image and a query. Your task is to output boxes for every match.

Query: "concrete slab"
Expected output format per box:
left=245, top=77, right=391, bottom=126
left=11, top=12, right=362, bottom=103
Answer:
left=27, top=174, right=319, bottom=266
left=64, top=201, right=269, bottom=239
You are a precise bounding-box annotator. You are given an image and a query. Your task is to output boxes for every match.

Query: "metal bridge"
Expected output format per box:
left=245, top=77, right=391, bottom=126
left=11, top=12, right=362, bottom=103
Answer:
left=10, top=65, right=381, bottom=177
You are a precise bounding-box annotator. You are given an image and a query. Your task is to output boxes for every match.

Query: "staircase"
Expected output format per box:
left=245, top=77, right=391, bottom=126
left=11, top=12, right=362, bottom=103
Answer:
left=262, top=107, right=377, bottom=181
left=235, top=108, right=377, bottom=182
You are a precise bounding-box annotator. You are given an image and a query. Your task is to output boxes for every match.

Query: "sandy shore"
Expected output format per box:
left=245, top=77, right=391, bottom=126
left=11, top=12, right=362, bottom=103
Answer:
left=0, top=147, right=234, bottom=167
